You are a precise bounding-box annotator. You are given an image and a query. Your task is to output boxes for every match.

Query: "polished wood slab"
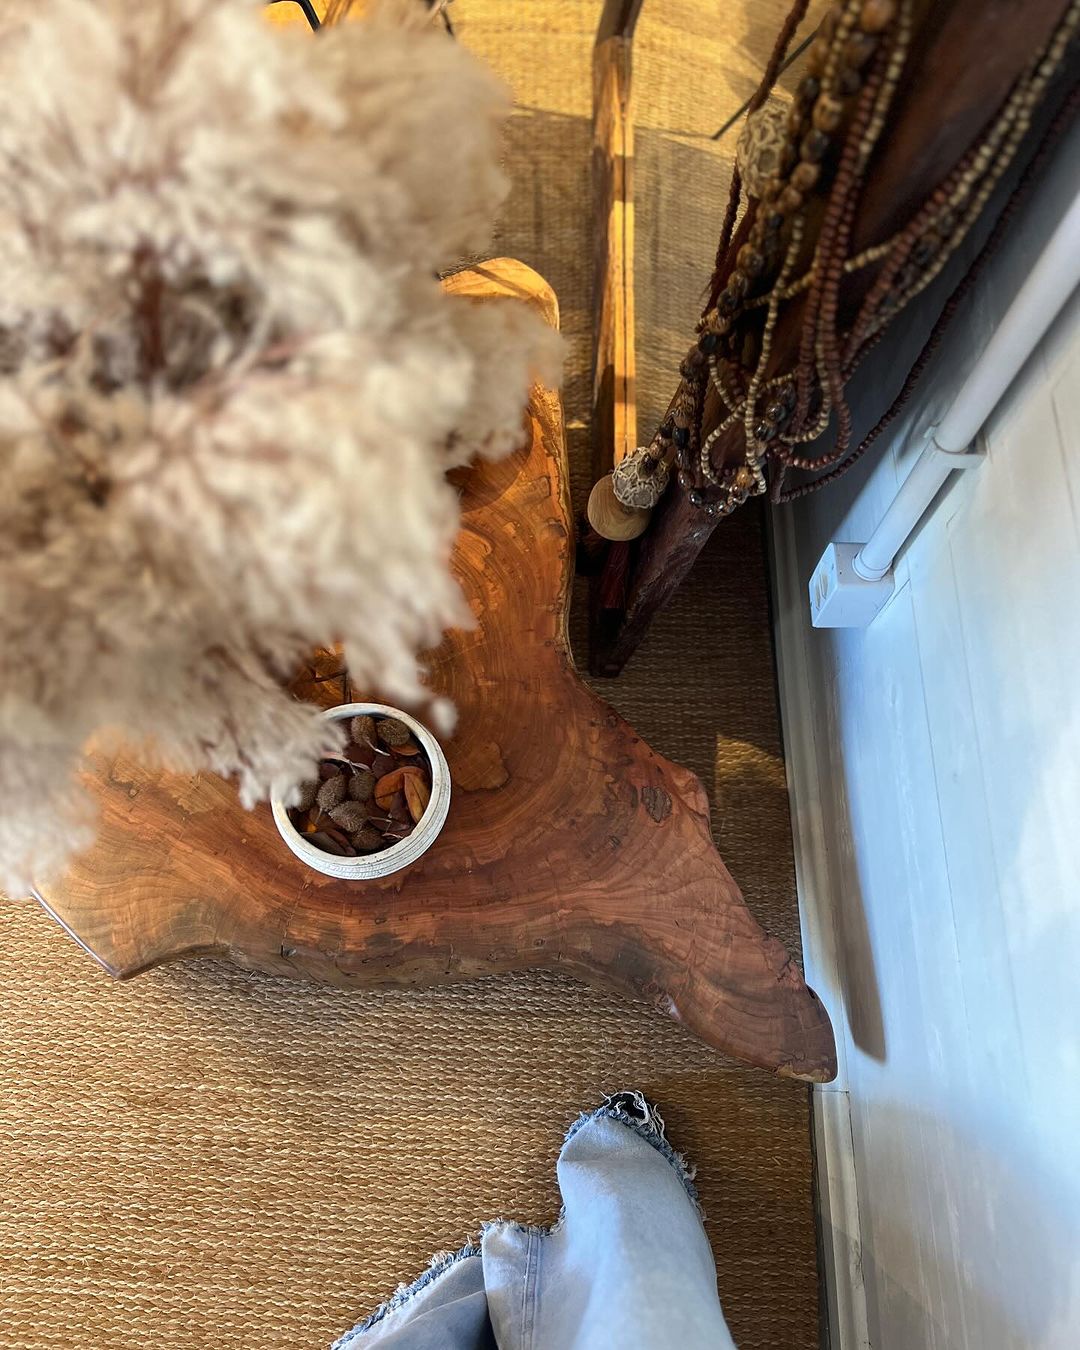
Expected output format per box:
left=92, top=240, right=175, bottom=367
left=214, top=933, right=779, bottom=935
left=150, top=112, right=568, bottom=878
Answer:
left=35, top=259, right=836, bottom=1082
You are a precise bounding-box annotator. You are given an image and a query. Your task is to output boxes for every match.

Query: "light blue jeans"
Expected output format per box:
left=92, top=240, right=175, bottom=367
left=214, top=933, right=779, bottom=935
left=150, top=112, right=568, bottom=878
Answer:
left=333, top=1092, right=737, bottom=1350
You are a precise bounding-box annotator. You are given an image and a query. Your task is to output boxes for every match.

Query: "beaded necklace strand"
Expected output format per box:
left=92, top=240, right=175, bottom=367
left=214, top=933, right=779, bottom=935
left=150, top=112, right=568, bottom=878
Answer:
left=608, top=0, right=1079, bottom=522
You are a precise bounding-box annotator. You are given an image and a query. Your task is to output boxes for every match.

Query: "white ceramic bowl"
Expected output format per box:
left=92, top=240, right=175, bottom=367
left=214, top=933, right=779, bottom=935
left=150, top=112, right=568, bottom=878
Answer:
left=271, top=702, right=451, bottom=880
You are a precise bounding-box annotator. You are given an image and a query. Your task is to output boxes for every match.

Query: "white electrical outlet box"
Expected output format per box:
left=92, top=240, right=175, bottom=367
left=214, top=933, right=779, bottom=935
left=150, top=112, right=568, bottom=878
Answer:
left=809, top=542, right=895, bottom=628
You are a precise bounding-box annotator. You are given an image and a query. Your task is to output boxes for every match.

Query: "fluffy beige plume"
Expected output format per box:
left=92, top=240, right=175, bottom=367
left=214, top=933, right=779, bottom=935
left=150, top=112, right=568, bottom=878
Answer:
left=0, top=0, right=561, bottom=893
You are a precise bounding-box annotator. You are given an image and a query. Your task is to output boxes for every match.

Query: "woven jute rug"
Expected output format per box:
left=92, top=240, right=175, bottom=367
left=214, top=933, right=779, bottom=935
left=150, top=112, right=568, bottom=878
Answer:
left=0, top=3, right=823, bottom=1347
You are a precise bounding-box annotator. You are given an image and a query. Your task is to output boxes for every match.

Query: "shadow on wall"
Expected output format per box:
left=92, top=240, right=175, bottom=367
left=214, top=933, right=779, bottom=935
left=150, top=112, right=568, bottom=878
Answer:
left=801, top=598, right=888, bottom=1061
left=818, top=756, right=887, bottom=1062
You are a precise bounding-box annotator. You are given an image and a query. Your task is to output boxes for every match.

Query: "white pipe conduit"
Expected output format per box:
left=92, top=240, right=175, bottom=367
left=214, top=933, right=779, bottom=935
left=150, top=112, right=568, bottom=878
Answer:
left=851, top=188, right=1080, bottom=584
left=809, top=186, right=1080, bottom=627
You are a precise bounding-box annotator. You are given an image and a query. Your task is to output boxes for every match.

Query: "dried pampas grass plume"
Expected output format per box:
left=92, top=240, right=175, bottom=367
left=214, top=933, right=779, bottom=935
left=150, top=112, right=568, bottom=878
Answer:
left=0, top=0, right=562, bottom=894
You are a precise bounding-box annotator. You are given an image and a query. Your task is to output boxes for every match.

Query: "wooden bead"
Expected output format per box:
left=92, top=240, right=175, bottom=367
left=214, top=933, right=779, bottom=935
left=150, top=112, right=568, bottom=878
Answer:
left=791, top=160, right=821, bottom=192
left=812, top=95, right=845, bottom=133
left=778, top=185, right=804, bottom=214
left=820, top=4, right=844, bottom=41
left=737, top=244, right=766, bottom=277
left=786, top=103, right=804, bottom=136
left=859, top=0, right=896, bottom=34
left=798, top=75, right=821, bottom=106
left=718, top=288, right=739, bottom=315
left=844, top=31, right=878, bottom=68
left=734, top=466, right=755, bottom=489
left=725, top=270, right=748, bottom=301
left=800, top=129, right=830, bottom=162
left=765, top=400, right=786, bottom=425
left=836, top=66, right=862, bottom=96
left=806, top=36, right=831, bottom=76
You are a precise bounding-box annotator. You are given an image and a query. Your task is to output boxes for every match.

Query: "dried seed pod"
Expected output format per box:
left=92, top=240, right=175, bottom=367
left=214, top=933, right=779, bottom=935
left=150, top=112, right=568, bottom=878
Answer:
left=348, top=768, right=377, bottom=802
left=377, top=716, right=411, bottom=748
left=316, top=773, right=348, bottom=812
left=391, top=740, right=421, bottom=757
left=350, top=714, right=377, bottom=745
left=294, top=780, right=317, bottom=812
left=329, top=801, right=370, bottom=833
left=353, top=824, right=385, bottom=852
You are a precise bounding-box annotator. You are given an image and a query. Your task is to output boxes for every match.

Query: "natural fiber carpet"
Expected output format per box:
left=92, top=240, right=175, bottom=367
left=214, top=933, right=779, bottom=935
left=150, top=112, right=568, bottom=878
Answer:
left=0, top=4, right=824, bottom=1348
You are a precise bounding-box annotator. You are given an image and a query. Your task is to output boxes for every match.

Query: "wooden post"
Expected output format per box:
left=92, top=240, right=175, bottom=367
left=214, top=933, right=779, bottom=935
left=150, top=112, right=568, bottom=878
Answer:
left=592, top=0, right=642, bottom=472
left=588, top=0, right=645, bottom=665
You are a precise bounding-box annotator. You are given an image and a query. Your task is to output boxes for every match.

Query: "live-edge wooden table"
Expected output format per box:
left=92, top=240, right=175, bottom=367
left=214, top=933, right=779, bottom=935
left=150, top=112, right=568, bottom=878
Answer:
left=34, top=260, right=836, bottom=1083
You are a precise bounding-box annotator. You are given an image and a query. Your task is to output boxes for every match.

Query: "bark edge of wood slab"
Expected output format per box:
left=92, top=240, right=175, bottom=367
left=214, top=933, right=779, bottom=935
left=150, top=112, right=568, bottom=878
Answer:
left=34, top=259, right=836, bottom=1084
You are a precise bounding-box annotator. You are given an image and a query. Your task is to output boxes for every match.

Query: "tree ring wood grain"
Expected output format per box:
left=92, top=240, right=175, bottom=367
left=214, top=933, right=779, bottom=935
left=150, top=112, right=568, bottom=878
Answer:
left=32, top=259, right=836, bottom=1083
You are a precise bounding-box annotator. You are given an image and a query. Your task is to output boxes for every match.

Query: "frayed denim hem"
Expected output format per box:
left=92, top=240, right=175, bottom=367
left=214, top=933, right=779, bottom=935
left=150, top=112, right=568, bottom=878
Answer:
left=566, top=1090, right=701, bottom=1215
left=331, top=1090, right=697, bottom=1347
left=331, top=1242, right=481, bottom=1349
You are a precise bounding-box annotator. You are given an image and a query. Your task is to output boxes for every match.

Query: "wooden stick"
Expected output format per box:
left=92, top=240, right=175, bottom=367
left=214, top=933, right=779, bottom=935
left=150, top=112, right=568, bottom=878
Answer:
left=586, top=1, right=646, bottom=661
left=591, top=0, right=642, bottom=475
